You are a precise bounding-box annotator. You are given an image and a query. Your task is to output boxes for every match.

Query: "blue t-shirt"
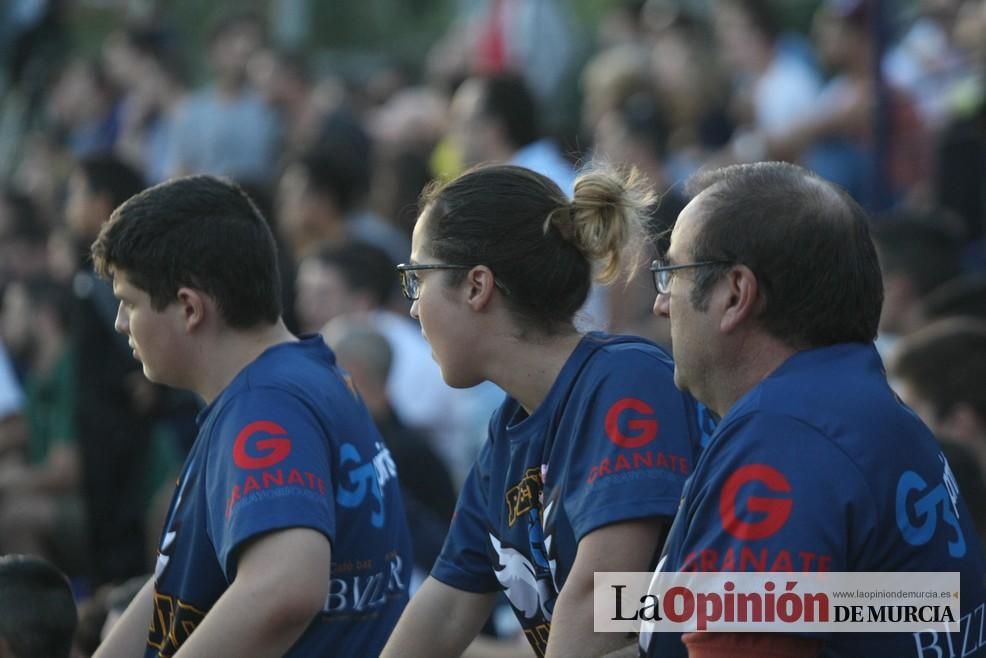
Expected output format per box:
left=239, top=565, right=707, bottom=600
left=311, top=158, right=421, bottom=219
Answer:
left=431, top=332, right=703, bottom=657
left=642, top=343, right=986, bottom=658
left=146, top=336, right=412, bottom=658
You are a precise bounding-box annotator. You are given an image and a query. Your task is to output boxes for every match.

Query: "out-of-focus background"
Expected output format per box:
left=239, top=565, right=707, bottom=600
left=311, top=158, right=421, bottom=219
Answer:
left=0, top=0, right=983, bottom=652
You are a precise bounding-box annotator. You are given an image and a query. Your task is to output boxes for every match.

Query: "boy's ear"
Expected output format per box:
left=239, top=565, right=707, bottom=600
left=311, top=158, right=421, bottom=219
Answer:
left=175, top=287, right=208, bottom=332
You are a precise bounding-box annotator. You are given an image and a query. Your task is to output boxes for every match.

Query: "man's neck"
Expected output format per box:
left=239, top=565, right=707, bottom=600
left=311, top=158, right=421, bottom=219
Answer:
left=195, top=321, right=297, bottom=403
left=708, top=335, right=799, bottom=418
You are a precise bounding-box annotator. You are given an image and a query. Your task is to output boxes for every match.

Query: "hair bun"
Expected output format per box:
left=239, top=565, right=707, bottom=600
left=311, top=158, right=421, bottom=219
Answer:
left=563, top=165, right=655, bottom=283
left=544, top=204, right=576, bottom=243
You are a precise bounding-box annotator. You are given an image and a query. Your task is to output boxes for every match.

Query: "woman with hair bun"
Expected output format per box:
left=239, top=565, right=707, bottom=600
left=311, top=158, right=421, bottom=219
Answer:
left=383, top=164, right=703, bottom=657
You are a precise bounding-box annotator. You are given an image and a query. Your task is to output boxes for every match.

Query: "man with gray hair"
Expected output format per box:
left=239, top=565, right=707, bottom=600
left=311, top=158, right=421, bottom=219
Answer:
left=642, top=161, right=986, bottom=657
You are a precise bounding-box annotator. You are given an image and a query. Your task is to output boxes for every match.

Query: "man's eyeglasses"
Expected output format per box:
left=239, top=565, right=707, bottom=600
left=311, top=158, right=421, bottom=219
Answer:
left=396, top=263, right=510, bottom=301
left=649, top=258, right=732, bottom=294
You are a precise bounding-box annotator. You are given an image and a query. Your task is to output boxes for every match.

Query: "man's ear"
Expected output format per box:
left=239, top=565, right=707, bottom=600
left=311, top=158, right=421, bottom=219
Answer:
left=720, top=265, right=760, bottom=333
left=175, top=287, right=209, bottom=332
left=465, top=265, right=497, bottom=312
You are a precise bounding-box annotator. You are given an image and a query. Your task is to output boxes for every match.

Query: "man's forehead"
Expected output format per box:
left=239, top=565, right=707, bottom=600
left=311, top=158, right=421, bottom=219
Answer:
left=668, top=194, right=709, bottom=256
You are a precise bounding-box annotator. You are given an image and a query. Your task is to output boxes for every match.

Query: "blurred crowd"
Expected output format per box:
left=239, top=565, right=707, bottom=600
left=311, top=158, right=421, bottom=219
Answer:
left=0, top=0, right=984, bottom=652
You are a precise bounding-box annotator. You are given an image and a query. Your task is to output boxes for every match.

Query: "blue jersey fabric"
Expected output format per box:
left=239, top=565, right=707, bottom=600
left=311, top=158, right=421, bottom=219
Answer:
left=642, top=343, right=986, bottom=658
left=430, top=332, right=703, bottom=657
left=146, top=336, right=412, bottom=658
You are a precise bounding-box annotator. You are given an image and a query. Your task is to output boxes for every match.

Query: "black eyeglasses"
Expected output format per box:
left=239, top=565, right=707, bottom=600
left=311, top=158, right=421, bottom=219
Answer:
left=649, top=258, right=732, bottom=294
left=396, top=263, right=510, bottom=301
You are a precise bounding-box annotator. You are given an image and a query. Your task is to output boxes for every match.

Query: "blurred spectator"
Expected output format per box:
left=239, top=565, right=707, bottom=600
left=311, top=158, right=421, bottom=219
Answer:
left=65, top=155, right=166, bottom=585
left=164, top=11, right=280, bottom=181
left=46, top=227, right=77, bottom=286
left=932, top=0, right=985, bottom=246
left=434, top=0, right=576, bottom=101
left=369, top=145, right=434, bottom=240
left=715, top=0, right=821, bottom=138
left=0, top=1, right=68, bottom=182
left=47, top=58, right=121, bottom=158
left=596, top=0, right=655, bottom=49
left=764, top=1, right=932, bottom=209
left=889, top=318, right=986, bottom=481
left=871, top=211, right=963, bottom=346
left=649, top=12, right=734, bottom=181
left=925, top=273, right=986, bottom=322
left=8, top=134, right=73, bottom=224
left=884, top=0, right=971, bottom=131
left=0, top=188, right=49, bottom=289
left=0, top=343, right=26, bottom=461
left=249, top=48, right=326, bottom=157
left=0, top=554, right=77, bottom=658
left=0, top=277, right=85, bottom=574
left=935, top=96, right=985, bottom=245
left=580, top=44, right=652, bottom=139
left=0, top=0, right=67, bottom=98
left=300, top=241, right=474, bottom=478
left=66, top=154, right=141, bottom=245
left=277, top=137, right=410, bottom=266
left=449, top=73, right=575, bottom=194
left=110, top=28, right=188, bottom=184
left=324, top=320, right=456, bottom=588
left=319, top=108, right=410, bottom=262
left=368, top=86, right=449, bottom=153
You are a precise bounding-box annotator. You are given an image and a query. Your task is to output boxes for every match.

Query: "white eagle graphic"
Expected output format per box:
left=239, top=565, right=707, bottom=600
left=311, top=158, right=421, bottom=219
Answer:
left=490, top=500, right=558, bottom=621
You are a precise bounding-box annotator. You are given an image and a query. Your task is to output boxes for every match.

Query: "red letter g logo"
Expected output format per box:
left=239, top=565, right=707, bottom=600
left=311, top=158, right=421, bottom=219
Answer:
left=719, top=464, right=793, bottom=540
left=605, top=398, right=659, bottom=448
left=233, top=420, right=292, bottom=469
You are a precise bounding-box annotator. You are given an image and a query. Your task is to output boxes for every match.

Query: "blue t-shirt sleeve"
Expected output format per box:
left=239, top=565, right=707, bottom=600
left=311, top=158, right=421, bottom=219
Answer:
left=673, top=412, right=875, bottom=573
left=205, top=386, right=335, bottom=579
left=431, top=440, right=500, bottom=594
left=562, top=348, right=698, bottom=541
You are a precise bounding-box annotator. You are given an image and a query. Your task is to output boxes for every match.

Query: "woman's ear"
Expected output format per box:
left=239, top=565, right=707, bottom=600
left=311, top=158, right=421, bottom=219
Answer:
left=465, top=265, right=497, bottom=312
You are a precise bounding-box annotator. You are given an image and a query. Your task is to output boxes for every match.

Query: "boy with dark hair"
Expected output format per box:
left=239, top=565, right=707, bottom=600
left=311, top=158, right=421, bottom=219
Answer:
left=91, top=175, right=412, bottom=658
left=0, top=555, right=77, bottom=658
